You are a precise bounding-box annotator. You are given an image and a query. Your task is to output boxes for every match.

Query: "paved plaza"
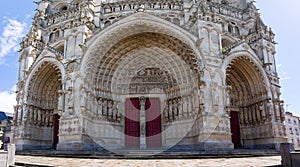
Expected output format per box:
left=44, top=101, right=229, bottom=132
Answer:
left=15, top=155, right=282, bottom=167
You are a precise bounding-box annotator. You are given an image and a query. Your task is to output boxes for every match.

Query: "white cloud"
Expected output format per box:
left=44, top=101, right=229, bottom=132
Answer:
left=276, top=63, right=282, bottom=68
left=278, top=70, right=291, bottom=81
left=0, top=18, right=27, bottom=64
left=0, top=90, right=16, bottom=114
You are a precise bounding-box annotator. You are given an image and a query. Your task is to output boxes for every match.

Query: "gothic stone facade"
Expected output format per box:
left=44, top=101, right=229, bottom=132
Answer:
left=13, top=0, right=287, bottom=152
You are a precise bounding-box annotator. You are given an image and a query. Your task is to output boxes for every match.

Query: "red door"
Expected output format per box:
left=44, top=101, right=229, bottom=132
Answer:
left=125, top=98, right=140, bottom=148
left=53, top=114, right=60, bottom=148
left=230, top=111, right=242, bottom=148
left=146, top=98, right=162, bottom=148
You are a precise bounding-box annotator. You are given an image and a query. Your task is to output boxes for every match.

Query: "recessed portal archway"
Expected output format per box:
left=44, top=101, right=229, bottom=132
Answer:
left=81, top=32, right=200, bottom=150
left=226, top=56, right=269, bottom=148
left=26, top=61, right=62, bottom=149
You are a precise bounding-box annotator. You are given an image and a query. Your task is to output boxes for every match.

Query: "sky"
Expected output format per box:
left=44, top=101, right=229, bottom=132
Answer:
left=0, top=1, right=299, bottom=116
left=256, top=1, right=300, bottom=116
left=0, top=0, right=36, bottom=113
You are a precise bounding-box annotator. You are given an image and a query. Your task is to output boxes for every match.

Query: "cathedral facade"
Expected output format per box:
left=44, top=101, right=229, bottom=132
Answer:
left=13, top=0, right=287, bottom=152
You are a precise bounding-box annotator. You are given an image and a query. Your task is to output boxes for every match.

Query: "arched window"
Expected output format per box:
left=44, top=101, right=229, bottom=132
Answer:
left=56, top=44, right=65, bottom=58
left=60, top=6, right=68, bottom=11
left=54, top=3, right=68, bottom=12
left=105, top=21, right=111, bottom=27
left=235, top=26, right=240, bottom=36
left=56, top=45, right=65, bottom=54
left=49, top=29, right=60, bottom=42
left=221, top=23, right=225, bottom=32
left=228, top=25, right=233, bottom=34
left=55, top=31, right=60, bottom=38
left=49, top=33, right=54, bottom=41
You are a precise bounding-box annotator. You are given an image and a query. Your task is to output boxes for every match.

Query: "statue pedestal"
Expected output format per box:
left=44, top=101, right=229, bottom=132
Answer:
left=140, top=135, right=146, bottom=149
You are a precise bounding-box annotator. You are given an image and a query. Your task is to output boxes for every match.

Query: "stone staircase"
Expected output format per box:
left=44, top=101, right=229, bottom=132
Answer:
left=11, top=149, right=280, bottom=166
left=15, top=149, right=279, bottom=159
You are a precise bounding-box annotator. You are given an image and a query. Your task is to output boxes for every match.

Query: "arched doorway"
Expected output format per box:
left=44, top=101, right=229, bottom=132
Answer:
left=82, top=32, right=200, bottom=150
left=125, top=97, right=162, bottom=149
left=26, top=61, right=62, bottom=149
left=97, top=33, right=198, bottom=149
left=226, top=56, right=269, bottom=148
left=123, top=67, right=173, bottom=149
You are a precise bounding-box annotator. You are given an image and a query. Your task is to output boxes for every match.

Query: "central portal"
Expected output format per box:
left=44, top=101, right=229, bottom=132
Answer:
left=125, top=97, right=162, bottom=149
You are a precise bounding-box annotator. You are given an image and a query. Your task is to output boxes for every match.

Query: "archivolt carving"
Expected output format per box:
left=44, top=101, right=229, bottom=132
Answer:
left=25, top=61, right=62, bottom=127
left=226, top=56, right=268, bottom=108
left=95, top=33, right=199, bottom=94
left=225, top=56, right=279, bottom=141
left=81, top=31, right=200, bottom=123
left=81, top=12, right=202, bottom=77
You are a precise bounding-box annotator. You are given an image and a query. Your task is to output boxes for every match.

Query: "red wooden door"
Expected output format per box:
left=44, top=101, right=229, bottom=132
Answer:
left=230, top=111, right=242, bottom=148
left=53, top=114, right=60, bottom=148
left=146, top=98, right=162, bottom=148
left=125, top=98, right=140, bottom=148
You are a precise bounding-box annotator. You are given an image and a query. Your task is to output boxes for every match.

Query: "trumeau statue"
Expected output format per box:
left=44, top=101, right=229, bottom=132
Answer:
left=13, top=0, right=287, bottom=154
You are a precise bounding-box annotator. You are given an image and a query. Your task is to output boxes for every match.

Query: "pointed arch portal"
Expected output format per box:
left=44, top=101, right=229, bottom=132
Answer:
left=25, top=61, right=62, bottom=149
left=80, top=31, right=200, bottom=150
left=226, top=56, right=269, bottom=148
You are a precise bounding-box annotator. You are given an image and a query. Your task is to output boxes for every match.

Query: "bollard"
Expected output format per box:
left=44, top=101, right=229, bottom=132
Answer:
left=7, top=144, right=15, bottom=166
left=280, top=143, right=295, bottom=167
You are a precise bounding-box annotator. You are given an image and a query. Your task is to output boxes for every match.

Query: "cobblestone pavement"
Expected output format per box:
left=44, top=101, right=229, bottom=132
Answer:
left=15, top=155, right=281, bottom=167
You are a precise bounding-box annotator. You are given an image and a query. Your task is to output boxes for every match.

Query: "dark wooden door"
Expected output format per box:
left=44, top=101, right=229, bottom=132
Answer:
left=53, top=114, right=60, bottom=148
left=146, top=98, right=162, bottom=148
left=230, top=111, right=242, bottom=148
left=125, top=98, right=140, bottom=148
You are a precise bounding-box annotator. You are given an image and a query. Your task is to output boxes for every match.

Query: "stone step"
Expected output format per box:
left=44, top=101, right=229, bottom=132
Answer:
left=16, top=149, right=280, bottom=159
left=12, top=162, right=56, bottom=167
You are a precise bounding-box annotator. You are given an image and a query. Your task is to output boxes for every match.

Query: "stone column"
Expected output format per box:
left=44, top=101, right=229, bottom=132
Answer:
left=108, top=101, right=113, bottom=119
left=17, top=106, right=23, bottom=125
left=182, top=96, right=188, bottom=118
left=22, top=103, right=29, bottom=125
left=13, top=106, right=18, bottom=125
left=178, top=98, right=183, bottom=119
left=163, top=101, right=169, bottom=122
left=225, top=86, right=231, bottom=114
left=274, top=102, right=281, bottom=121
left=139, top=96, right=146, bottom=149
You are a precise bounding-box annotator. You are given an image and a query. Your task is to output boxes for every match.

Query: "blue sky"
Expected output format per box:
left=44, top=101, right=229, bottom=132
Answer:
left=0, top=0, right=36, bottom=113
left=0, top=1, right=299, bottom=116
left=256, top=1, right=300, bottom=116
